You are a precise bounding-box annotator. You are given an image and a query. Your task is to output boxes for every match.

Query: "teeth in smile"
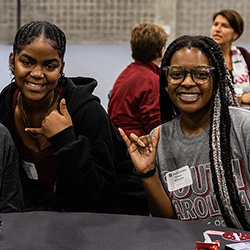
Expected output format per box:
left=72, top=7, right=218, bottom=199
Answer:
left=27, top=82, right=44, bottom=87
left=180, top=93, right=199, bottom=99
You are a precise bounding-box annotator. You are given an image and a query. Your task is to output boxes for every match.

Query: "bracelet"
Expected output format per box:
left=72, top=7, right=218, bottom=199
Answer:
left=133, top=167, right=156, bottom=178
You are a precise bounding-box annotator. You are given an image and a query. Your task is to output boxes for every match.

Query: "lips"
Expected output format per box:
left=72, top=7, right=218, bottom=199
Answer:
left=212, top=34, right=222, bottom=40
left=24, top=81, right=47, bottom=92
left=179, top=93, right=200, bottom=101
left=26, top=81, right=45, bottom=87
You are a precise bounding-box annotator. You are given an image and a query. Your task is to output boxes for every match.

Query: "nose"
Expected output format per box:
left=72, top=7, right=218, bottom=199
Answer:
left=30, top=65, right=44, bottom=78
left=181, top=73, right=195, bottom=87
left=214, top=24, right=221, bottom=32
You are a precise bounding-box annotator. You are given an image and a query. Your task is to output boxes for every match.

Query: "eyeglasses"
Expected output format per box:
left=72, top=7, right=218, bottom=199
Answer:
left=163, top=66, right=215, bottom=85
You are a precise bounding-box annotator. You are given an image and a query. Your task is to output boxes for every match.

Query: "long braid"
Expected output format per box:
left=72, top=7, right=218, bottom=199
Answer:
left=208, top=37, right=250, bottom=229
left=160, top=35, right=250, bottom=230
left=203, top=37, right=242, bottom=228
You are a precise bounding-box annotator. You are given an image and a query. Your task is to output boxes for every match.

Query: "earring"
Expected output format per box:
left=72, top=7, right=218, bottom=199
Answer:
left=59, top=72, right=66, bottom=85
left=10, top=64, right=14, bottom=73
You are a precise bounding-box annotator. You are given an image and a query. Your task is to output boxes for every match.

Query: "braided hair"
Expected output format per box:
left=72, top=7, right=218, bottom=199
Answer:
left=12, top=21, right=66, bottom=84
left=13, top=21, right=66, bottom=59
left=160, top=35, right=250, bottom=230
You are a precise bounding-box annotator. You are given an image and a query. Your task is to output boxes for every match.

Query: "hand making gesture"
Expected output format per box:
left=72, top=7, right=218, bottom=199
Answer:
left=25, top=98, right=73, bottom=138
left=118, top=127, right=160, bottom=174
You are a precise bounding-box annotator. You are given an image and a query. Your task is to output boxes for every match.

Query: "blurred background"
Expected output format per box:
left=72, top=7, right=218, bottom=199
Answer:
left=1, top=0, right=250, bottom=110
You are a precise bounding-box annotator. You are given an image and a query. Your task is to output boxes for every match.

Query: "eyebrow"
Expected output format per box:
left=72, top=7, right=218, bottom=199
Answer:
left=20, top=53, right=60, bottom=63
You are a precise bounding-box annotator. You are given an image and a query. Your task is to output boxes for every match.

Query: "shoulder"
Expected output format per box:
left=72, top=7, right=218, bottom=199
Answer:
left=237, top=46, right=250, bottom=59
left=0, top=82, right=17, bottom=99
left=0, top=122, right=16, bottom=149
left=64, top=78, right=110, bottom=125
left=0, top=122, right=10, bottom=133
left=64, top=77, right=98, bottom=93
left=229, top=106, right=250, bottom=126
left=237, top=46, right=250, bottom=54
left=150, top=117, right=178, bottom=137
left=63, top=77, right=101, bottom=111
left=0, top=83, right=17, bottom=112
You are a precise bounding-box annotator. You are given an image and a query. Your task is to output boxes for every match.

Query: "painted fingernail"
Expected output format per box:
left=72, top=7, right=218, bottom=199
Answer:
left=138, top=140, right=145, bottom=147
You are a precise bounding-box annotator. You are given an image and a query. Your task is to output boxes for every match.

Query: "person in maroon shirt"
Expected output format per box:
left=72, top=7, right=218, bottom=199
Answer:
left=108, top=23, right=168, bottom=136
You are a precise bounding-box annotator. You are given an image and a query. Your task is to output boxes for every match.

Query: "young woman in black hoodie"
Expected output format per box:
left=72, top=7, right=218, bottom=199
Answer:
left=0, top=20, right=147, bottom=214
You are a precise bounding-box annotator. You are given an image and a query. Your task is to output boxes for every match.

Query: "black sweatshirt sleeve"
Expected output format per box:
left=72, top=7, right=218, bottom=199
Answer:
left=48, top=101, right=117, bottom=212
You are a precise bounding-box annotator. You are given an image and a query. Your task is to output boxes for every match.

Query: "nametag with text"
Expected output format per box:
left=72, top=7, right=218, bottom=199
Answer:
left=22, top=160, right=38, bottom=180
left=166, top=165, right=193, bottom=192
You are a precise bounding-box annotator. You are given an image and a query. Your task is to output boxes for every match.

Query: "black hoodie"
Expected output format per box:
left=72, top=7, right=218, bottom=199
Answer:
left=0, top=77, right=148, bottom=214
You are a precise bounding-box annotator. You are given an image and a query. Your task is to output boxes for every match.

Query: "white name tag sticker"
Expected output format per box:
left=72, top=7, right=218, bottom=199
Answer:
left=166, top=165, right=193, bottom=192
left=22, top=160, right=38, bottom=180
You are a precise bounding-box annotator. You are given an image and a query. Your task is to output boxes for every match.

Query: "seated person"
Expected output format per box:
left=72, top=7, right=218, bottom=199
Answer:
left=108, top=23, right=168, bottom=136
left=0, top=20, right=147, bottom=214
left=211, top=9, right=250, bottom=104
left=120, top=35, right=250, bottom=230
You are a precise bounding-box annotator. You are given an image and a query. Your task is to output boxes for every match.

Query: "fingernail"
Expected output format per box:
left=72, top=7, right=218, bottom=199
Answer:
left=138, top=140, right=145, bottom=147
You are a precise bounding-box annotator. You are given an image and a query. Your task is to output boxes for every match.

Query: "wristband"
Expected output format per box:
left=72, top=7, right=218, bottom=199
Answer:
left=133, top=167, right=156, bottom=178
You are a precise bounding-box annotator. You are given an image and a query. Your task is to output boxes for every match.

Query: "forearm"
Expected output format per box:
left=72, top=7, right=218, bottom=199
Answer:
left=241, top=92, right=250, bottom=104
left=141, top=174, right=176, bottom=218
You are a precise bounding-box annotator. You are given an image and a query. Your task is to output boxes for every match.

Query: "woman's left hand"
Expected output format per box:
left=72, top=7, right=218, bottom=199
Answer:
left=25, top=98, right=73, bottom=138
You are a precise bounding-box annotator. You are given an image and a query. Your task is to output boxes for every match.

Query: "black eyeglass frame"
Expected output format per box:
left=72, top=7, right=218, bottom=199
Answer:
left=163, top=65, right=215, bottom=85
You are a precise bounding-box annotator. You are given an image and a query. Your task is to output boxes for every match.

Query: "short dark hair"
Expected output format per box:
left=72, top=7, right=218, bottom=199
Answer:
left=130, top=23, right=168, bottom=62
left=13, top=20, right=66, bottom=60
left=213, top=9, right=244, bottom=40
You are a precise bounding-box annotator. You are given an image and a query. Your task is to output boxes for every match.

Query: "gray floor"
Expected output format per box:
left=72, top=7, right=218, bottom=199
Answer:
left=0, top=43, right=132, bottom=110
left=1, top=43, right=250, bottom=110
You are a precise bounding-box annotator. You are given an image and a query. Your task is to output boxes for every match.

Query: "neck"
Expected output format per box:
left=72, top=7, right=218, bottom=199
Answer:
left=20, top=90, right=56, bottom=112
left=180, top=106, right=212, bottom=136
left=219, top=43, right=232, bottom=57
left=151, top=57, right=162, bottom=67
left=219, top=43, right=233, bottom=70
left=19, top=91, right=56, bottom=128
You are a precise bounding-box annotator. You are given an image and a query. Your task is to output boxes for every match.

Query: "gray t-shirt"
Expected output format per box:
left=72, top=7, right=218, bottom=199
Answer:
left=152, top=106, right=250, bottom=227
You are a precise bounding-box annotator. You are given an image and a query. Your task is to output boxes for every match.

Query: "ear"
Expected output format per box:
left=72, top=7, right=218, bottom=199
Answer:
left=60, top=61, right=65, bottom=75
left=9, top=52, right=15, bottom=73
left=233, top=32, right=239, bottom=41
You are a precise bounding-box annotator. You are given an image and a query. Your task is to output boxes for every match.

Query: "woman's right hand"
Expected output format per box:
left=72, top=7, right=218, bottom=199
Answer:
left=118, top=127, right=160, bottom=174
left=25, top=98, right=73, bottom=138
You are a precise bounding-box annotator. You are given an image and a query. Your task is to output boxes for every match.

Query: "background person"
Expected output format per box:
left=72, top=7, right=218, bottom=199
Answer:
left=108, top=23, right=168, bottom=136
left=211, top=9, right=250, bottom=104
left=120, top=35, right=250, bottom=230
left=0, top=20, right=146, bottom=214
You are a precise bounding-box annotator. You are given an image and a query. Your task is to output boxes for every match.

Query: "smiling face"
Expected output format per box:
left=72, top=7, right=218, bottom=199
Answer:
left=211, top=15, right=238, bottom=47
left=9, top=37, right=65, bottom=102
left=167, top=47, right=214, bottom=116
